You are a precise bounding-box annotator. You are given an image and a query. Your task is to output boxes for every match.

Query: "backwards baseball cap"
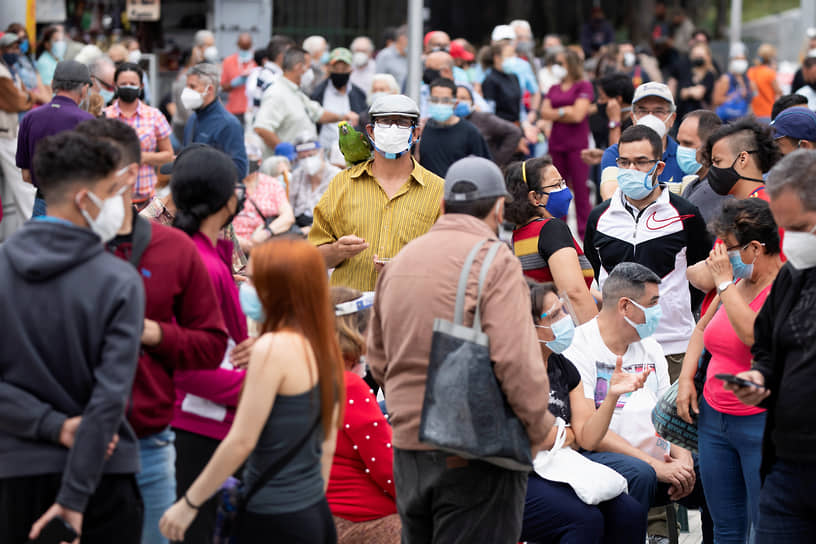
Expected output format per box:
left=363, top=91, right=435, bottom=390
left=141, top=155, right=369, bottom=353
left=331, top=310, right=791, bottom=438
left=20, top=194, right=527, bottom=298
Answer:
left=328, top=47, right=353, bottom=65
left=632, top=82, right=675, bottom=109
left=450, top=41, right=474, bottom=62
left=0, top=32, right=20, bottom=48
left=444, top=156, right=513, bottom=203
left=491, top=25, right=517, bottom=42
left=771, top=107, right=816, bottom=142
left=53, top=60, right=92, bottom=85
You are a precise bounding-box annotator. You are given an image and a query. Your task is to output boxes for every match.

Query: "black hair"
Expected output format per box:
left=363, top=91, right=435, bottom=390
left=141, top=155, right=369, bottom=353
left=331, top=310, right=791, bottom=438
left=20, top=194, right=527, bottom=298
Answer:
left=253, top=47, right=267, bottom=66
left=601, top=262, right=661, bottom=304
left=528, top=280, right=558, bottom=320
left=429, top=77, right=456, bottom=95
left=710, top=198, right=780, bottom=255
left=702, top=117, right=781, bottom=174
left=52, top=79, right=87, bottom=93
left=36, top=25, right=60, bottom=58
left=170, top=145, right=238, bottom=235
left=113, top=62, right=144, bottom=86
left=33, top=131, right=121, bottom=203
left=803, top=57, right=816, bottom=70
left=619, top=125, right=663, bottom=159
left=382, top=27, right=397, bottom=46
left=503, top=157, right=554, bottom=225
left=74, top=117, right=142, bottom=166
left=444, top=181, right=499, bottom=218
left=267, top=35, right=295, bottom=64
left=683, top=110, right=722, bottom=142
left=282, top=47, right=308, bottom=72
left=692, top=28, right=711, bottom=43
left=456, top=84, right=473, bottom=101
left=771, top=94, right=809, bottom=121
left=599, top=72, right=635, bottom=104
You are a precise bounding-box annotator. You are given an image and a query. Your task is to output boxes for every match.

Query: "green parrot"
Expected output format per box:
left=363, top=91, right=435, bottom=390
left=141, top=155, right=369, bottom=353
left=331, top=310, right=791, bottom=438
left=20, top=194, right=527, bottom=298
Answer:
left=337, top=121, right=372, bottom=166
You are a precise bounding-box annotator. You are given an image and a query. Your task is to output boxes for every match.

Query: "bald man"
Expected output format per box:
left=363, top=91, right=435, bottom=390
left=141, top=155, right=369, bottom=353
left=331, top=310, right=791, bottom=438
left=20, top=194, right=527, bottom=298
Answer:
left=220, top=33, right=256, bottom=123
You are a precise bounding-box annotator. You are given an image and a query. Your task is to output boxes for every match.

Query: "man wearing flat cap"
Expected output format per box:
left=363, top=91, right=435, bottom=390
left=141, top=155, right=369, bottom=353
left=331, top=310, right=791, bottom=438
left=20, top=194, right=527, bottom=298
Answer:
left=15, top=59, right=94, bottom=219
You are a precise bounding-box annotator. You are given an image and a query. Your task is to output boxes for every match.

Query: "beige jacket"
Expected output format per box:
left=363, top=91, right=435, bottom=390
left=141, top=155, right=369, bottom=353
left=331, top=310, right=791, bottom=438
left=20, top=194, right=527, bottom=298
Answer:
left=367, top=213, right=555, bottom=454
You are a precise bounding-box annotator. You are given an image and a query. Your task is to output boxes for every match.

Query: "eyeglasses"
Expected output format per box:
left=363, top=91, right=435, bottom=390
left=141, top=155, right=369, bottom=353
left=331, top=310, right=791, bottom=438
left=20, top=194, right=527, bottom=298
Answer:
left=633, top=107, right=671, bottom=117
left=428, top=97, right=455, bottom=105
left=539, top=179, right=568, bottom=193
left=615, top=157, right=659, bottom=169
left=373, top=118, right=415, bottom=129
left=724, top=241, right=765, bottom=252
left=536, top=297, right=568, bottom=326
left=93, top=75, right=114, bottom=91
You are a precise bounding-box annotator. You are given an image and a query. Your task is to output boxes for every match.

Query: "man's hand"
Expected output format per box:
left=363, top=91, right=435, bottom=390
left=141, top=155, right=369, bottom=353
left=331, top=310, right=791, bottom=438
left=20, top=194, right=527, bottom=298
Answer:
left=344, top=111, right=360, bottom=127
left=59, top=417, right=119, bottom=459
left=723, top=370, right=770, bottom=406
left=580, top=148, right=604, bottom=166
left=334, top=235, right=369, bottom=261
left=653, top=454, right=695, bottom=498
left=230, top=337, right=257, bottom=369
left=676, top=376, right=699, bottom=424
left=608, top=355, right=651, bottom=398
left=141, top=319, right=163, bottom=347
left=29, top=503, right=82, bottom=544
left=605, top=98, right=621, bottom=124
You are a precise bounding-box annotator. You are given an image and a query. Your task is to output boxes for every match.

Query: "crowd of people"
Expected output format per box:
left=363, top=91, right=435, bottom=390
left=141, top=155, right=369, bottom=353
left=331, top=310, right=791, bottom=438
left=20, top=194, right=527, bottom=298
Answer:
left=1, top=7, right=816, bottom=544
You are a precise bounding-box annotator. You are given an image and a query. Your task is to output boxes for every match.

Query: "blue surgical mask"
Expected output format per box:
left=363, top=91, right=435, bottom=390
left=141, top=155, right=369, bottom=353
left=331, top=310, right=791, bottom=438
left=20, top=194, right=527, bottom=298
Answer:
left=454, top=101, right=472, bottom=117
left=676, top=145, right=702, bottom=175
left=728, top=248, right=754, bottom=280
left=623, top=297, right=662, bottom=340
left=238, top=49, right=253, bottom=63
left=617, top=162, right=658, bottom=200
left=428, top=103, right=454, bottom=123
left=51, top=39, right=67, bottom=60
left=543, top=187, right=573, bottom=218
left=320, top=51, right=331, bottom=65
left=99, top=88, right=114, bottom=104
left=239, top=283, right=266, bottom=323
left=501, top=56, right=523, bottom=75
left=20, top=39, right=29, bottom=55
left=537, top=315, right=575, bottom=353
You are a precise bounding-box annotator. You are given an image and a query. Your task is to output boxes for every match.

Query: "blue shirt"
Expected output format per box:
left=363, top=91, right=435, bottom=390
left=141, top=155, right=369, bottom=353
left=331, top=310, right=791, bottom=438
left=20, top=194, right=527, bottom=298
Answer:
left=183, top=99, right=248, bottom=179
left=601, top=136, right=684, bottom=184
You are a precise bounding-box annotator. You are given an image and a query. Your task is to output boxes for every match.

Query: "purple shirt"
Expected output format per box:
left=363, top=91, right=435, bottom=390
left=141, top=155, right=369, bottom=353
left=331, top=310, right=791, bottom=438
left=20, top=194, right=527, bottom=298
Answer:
left=16, top=95, right=94, bottom=187
left=546, top=80, right=594, bottom=152
left=192, top=231, right=248, bottom=343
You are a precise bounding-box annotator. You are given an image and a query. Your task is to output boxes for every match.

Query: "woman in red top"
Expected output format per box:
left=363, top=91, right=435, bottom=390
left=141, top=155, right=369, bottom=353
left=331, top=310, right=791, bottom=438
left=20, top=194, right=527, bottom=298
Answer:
left=327, top=287, right=400, bottom=544
left=505, top=157, right=598, bottom=325
left=676, top=199, right=781, bottom=543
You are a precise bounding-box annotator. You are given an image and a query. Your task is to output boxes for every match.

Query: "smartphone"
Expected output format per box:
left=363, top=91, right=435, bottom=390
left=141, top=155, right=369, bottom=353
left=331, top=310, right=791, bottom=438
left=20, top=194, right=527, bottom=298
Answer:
left=715, top=373, right=765, bottom=389
left=29, top=516, right=78, bottom=544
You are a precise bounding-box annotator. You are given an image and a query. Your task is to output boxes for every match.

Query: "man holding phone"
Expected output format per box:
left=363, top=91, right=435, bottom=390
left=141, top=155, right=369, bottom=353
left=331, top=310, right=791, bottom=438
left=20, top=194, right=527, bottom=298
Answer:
left=727, top=150, right=816, bottom=542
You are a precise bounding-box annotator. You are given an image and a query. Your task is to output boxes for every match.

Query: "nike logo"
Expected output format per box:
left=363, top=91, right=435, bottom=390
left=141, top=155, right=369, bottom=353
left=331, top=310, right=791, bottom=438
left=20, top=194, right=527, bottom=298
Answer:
left=644, top=211, right=694, bottom=230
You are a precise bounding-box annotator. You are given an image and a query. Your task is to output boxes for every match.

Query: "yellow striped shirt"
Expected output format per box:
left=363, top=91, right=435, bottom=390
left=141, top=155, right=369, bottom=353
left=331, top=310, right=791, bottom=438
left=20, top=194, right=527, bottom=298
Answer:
left=308, top=158, right=444, bottom=291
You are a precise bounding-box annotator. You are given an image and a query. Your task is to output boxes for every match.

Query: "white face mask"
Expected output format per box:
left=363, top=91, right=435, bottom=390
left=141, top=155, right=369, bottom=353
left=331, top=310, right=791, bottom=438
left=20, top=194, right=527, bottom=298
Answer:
left=636, top=113, right=669, bottom=139
left=300, top=68, right=315, bottom=90
left=301, top=154, right=323, bottom=176
left=372, top=125, right=413, bottom=158
left=352, top=51, right=369, bottom=68
left=203, top=45, right=219, bottom=62
left=78, top=186, right=126, bottom=242
left=729, top=59, right=748, bottom=74
left=623, top=51, right=636, bottom=67
left=180, top=86, right=205, bottom=110
left=127, top=49, right=142, bottom=64
left=782, top=224, right=816, bottom=270
left=550, top=63, right=567, bottom=81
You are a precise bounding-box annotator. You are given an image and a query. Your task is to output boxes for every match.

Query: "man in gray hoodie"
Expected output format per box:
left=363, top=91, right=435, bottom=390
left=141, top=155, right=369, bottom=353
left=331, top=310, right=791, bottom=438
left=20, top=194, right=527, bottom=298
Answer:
left=0, top=131, right=145, bottom=543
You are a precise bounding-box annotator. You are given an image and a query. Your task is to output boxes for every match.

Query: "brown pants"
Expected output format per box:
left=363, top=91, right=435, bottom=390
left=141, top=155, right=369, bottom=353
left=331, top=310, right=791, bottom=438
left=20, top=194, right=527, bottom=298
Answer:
left=333, top=514, right=402, bottom=544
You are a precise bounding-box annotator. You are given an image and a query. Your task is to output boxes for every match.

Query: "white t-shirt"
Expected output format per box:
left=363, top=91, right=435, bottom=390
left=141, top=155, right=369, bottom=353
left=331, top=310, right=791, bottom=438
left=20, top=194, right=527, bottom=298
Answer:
left=563, top=317, right=671, bottom=459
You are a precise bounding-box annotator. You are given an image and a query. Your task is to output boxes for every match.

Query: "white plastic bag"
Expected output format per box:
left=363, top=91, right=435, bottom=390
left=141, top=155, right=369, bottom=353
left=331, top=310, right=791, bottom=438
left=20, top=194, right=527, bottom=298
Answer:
left=533, top=418, right=629, bottom=505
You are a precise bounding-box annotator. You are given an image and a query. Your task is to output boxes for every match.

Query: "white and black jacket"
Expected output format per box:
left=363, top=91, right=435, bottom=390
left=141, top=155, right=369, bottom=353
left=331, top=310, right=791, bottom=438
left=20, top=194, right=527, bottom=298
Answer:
left=584, top=187, right=711, bottom=355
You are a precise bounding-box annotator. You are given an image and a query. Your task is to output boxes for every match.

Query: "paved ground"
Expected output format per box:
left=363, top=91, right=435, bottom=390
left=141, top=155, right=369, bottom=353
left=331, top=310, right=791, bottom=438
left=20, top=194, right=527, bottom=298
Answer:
left=679, top=509, right=702, bottom=544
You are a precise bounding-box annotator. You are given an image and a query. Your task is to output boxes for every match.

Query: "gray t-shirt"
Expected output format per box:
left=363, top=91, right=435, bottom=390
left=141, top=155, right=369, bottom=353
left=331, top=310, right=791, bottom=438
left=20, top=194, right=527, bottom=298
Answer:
left=681, top=174, right=733, bottom=226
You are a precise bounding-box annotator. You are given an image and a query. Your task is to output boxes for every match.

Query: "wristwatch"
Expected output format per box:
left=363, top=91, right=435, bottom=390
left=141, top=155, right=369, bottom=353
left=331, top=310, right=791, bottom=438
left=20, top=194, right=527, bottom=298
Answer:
left=558, top=107, right=565, bottom=118
left=716, top=280, right=734, bottom=295
left=608, top=120, right=621, bottom=129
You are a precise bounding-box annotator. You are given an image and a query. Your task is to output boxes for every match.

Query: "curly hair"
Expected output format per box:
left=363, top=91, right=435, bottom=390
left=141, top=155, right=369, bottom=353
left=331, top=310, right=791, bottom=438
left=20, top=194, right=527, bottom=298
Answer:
left=503, top=157, right=553, bottom=225
left=702, top=116, right=781, bottom=173
left=710, top=198, right=780, bottom=255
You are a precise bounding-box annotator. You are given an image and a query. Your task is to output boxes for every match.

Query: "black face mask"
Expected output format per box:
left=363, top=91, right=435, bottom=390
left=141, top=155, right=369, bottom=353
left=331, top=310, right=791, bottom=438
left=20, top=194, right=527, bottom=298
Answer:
left=116, top=85, right=141, bottom=103
left=707, top=153, right=764, bottom=196
left=423, top=67, right=441, bottom=85
left=691, top=57, right=705, bottom=67
left=329, top=72, right=350, bottom=89
left=2, top=53, right=19, bottom=67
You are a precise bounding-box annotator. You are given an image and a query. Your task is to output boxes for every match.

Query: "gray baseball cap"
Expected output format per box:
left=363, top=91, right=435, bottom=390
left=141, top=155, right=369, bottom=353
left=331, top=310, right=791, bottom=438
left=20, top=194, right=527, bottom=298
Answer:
left=53, top=60, right=92, bottom=85
left=444, top=156, right=513, bottom=203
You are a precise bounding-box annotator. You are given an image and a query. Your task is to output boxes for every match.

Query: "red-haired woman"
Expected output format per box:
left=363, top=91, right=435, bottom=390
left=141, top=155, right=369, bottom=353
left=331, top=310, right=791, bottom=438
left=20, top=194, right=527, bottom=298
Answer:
left=160, top=237, right=346, bottom=544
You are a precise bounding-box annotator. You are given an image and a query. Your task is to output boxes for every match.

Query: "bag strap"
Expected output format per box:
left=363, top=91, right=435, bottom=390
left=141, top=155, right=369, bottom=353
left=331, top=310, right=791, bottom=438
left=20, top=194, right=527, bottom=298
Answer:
left=129, top=215, right=152, bottom=267
left=246, top=193, right=269, bottom=223
left=453, top=239, right=487, bottom=325
left=241, top=407, right=321, bottom=507
left=473, top=242, right=502, bottom=331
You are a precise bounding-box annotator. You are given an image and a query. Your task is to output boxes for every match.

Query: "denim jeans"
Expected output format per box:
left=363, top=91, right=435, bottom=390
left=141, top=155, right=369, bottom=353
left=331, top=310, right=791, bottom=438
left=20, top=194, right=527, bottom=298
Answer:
left=32, top=196, right=47, bottom=218
left=393, top=449, right=527, bottom=544
left=756, top=459, right=816, bottom=542
left=136, top=428, right=176, bottom=544
left=698, top=397, right=765, bottom=544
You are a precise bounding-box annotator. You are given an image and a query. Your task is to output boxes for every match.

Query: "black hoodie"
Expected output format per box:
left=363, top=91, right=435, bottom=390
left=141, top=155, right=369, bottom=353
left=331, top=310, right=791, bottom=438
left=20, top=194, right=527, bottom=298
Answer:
left=0, top=219, right=145, bottom=512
